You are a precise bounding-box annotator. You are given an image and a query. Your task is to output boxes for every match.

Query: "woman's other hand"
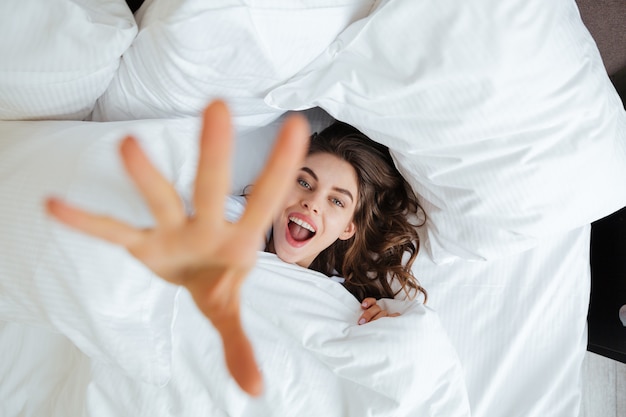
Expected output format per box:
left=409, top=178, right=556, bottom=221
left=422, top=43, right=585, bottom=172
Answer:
left=46, top=100, right=310, bottom=396
left=358, top=297, right=401, bottom=325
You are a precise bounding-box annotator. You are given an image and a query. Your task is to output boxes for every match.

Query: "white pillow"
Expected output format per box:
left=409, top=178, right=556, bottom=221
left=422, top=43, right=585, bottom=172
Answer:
left=0, top=0, right=136, bottom=121
left=266, top=0, right=626, bottom=263
left=92, top=0, right=375, bottom=127
left=0, top=119, right=201, bottom=385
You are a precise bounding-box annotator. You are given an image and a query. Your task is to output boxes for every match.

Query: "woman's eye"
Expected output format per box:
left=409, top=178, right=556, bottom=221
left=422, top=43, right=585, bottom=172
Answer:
left=298, top=179, right=311, bottom=189
left=331, top=198, right=344, bottom=208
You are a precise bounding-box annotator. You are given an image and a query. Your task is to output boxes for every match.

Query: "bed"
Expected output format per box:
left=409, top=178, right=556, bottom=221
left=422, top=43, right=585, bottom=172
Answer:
left=1, top=0, right=625, bottom=416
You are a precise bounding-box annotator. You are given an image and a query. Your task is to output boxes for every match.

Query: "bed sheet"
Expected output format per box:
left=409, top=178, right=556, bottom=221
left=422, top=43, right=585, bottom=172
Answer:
left=415, top=224, right=591, bottom=417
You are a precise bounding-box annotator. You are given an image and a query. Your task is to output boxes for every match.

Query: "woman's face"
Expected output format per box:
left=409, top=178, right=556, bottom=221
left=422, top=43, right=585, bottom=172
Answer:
left=271, top=152, right=359, bottom=268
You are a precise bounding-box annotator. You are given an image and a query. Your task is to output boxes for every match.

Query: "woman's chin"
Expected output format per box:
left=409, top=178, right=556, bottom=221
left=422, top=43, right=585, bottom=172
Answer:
left=274, top=245, right=314, bottom=269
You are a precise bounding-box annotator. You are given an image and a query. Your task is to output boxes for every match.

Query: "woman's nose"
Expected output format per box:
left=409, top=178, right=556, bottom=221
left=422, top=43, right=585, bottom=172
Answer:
left=302, top=198, right=319, bottom=214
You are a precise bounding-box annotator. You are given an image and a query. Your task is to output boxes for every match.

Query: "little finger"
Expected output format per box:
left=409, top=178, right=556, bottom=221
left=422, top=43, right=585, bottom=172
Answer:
left=46, top=198, right=144, bottom=247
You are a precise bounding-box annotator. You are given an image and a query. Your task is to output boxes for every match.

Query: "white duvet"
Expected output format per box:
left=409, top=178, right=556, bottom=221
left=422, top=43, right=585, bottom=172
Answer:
left=85, top=253, right=469, bottom=417
left=0, top=254, right=471, bottom=417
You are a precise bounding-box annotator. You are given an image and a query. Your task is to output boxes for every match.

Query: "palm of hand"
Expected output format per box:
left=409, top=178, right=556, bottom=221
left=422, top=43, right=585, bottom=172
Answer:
left=46, top=101, right=310, bottom=396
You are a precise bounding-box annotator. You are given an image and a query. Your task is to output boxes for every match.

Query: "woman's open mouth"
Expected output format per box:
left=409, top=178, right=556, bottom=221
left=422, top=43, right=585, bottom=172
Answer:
left=286, top=215, right=316, bottom=246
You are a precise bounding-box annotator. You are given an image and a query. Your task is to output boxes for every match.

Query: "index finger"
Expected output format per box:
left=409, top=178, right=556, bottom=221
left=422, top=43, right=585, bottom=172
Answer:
left=239, top=114, right=310, bottom=234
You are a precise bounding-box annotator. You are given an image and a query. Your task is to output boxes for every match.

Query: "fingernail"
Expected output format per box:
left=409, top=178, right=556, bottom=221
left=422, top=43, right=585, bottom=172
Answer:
left=358, top=318, right=366, bottom=325
left=361, top=301, right=368, bottom=307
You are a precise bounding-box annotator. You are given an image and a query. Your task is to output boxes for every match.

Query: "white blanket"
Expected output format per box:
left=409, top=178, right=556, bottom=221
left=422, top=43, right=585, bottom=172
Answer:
left=0, top=254, right=471, bottom=417
left=84, top=253, right=470, bottom=417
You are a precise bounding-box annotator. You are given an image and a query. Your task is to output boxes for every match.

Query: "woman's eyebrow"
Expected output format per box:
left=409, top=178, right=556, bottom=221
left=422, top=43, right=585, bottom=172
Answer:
left=301, top=167, right=318, bottom=181
left=300, top=167, right=354, bottom=203
left=333, top=187, right=354, bottom=203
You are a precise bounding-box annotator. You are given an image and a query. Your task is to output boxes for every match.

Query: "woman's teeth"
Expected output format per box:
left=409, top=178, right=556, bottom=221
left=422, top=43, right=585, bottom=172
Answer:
left=288, top=216, right=315, bottom=233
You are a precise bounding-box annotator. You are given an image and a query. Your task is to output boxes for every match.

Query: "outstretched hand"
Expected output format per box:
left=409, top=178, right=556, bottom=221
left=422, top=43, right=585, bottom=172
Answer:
left=46, top=101, right=310, bottom=396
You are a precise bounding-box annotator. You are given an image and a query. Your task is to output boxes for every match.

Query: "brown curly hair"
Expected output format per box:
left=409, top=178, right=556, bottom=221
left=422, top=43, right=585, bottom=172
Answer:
left=305, top=121, right=427, bottom=303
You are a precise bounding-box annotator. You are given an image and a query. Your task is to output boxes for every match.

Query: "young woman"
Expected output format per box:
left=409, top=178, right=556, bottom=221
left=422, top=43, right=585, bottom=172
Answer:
left=46, top=101, right=426, bottom=397
left=291, top=121, right=426, bottom=305
left=234, top=120, right=427, bottom=303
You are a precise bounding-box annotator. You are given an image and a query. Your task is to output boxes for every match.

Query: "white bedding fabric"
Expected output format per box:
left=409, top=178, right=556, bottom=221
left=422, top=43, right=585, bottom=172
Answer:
left=0, top=0, right=136, bottom=120
left=92, top=0, right=376, bottom=127
left=0, top=224, right=590, bottom=417
left=416, top=224, right=591, bottom=417
left=87, top=253, right=471, bottom=417
left=0, top=253, right=471, bottom=417
left=267, top=0, right=626, bottom=263
left=0, top=119, right=197, bottom=386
